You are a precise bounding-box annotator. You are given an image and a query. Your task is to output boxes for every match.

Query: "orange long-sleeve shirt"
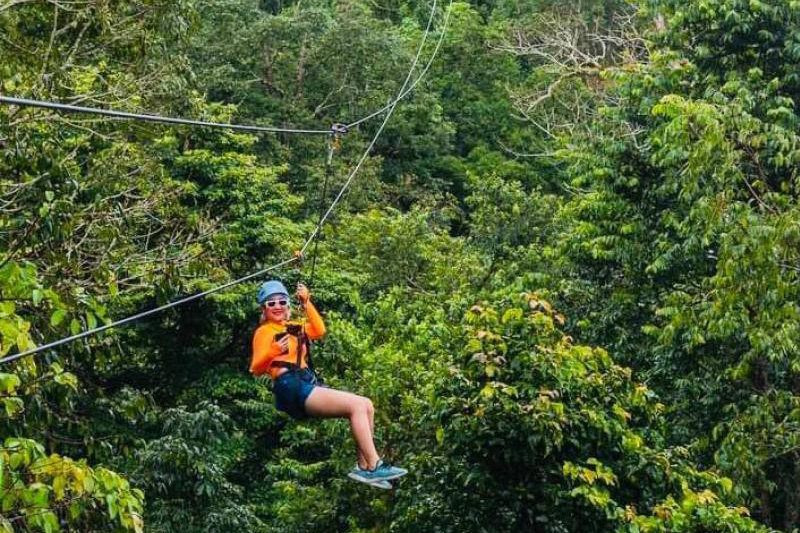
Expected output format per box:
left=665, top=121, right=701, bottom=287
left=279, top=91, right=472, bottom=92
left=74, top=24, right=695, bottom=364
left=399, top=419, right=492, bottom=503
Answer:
left=250, top=301, right=326, bottom=379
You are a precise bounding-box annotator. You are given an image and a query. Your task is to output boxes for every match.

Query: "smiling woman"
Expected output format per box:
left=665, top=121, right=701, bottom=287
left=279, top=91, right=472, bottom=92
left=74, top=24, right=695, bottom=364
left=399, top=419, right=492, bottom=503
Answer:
left=249, top=279, right=407, bottom=489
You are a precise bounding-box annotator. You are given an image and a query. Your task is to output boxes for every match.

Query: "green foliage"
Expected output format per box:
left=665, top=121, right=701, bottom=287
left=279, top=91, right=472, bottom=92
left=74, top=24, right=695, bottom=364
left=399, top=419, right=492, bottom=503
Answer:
left=0, top=438, right=144, bottom=532
left=2, top=0, right=796, bottom=531
left=132, top=402, right=263, bottom=532
left=514, top=1, right=800, bottom=529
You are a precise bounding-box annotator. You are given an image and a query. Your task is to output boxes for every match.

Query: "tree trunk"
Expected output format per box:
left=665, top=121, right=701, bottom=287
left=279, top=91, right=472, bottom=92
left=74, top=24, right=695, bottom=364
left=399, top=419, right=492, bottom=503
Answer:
left=784, top=452, right=800, bottom=530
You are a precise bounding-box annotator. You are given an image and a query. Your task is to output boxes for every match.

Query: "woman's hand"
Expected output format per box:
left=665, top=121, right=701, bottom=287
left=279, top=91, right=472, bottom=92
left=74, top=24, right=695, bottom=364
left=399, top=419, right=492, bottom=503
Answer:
left=296, top=283, right=310, bottom=304
left=277, top=335, right=290, bottom=354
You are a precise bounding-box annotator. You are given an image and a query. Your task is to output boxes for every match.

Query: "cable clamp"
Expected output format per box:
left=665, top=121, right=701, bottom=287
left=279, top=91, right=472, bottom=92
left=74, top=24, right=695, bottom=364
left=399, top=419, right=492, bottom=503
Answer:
left=329, top=123, right=348, bottom=151
left=330, top=123, right=349, bottom=135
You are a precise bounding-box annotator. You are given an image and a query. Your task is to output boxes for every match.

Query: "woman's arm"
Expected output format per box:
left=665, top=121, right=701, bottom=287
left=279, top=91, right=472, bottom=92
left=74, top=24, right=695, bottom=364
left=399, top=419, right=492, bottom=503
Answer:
left=296, top=283, right=326, bottom=340
left=250, top=328, right=285, bottom=375
left=304, top=301, right=326, bottom=340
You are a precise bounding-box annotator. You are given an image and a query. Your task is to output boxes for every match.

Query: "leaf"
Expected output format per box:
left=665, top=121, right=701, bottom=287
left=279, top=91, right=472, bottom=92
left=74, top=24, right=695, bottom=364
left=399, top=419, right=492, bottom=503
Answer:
left=2, top=398, right=23, bottom=418
left=50, top=309, right=67, bottom=327
left=1, top=490, right=14, bottom=513
left=8, top=453, right=22, bottom=469
left=54, top=372, right=78, bottom=391
left=132, top=512, right=144, bottom=533
left=86, top=311, right=97, bottom=330
left=0, top=373, right=20, bottom=394
left=53, top=475, right=66, bottom=500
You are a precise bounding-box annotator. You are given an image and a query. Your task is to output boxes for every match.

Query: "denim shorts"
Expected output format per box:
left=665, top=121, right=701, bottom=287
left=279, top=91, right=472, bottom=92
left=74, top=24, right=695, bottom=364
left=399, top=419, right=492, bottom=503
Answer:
left=273, top=369, right=318, bottom=420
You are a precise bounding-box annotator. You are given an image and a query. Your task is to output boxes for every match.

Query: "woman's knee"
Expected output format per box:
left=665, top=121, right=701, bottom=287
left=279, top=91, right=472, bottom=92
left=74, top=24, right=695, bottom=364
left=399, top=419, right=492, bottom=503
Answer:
left=350, top=396, right=373, bottom=417
left=363, top=397, right=374, bottom=416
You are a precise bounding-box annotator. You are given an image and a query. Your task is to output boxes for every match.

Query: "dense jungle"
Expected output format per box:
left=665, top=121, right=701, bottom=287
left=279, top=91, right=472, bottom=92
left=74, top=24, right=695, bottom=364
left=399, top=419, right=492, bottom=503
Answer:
left=2, top=0, right=800, bottom=531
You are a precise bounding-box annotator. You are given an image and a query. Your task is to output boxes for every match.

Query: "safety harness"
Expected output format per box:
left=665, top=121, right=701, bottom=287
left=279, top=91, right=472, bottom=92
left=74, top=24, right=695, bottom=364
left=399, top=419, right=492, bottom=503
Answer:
left=269, top=319, right=321, bottom=383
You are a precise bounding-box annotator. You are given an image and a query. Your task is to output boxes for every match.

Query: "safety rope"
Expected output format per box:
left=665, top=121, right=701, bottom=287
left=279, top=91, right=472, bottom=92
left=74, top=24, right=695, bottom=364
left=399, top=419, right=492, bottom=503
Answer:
left=309, top=138, right=336, bottom=281
left=0, top=0, right=453, bottom=366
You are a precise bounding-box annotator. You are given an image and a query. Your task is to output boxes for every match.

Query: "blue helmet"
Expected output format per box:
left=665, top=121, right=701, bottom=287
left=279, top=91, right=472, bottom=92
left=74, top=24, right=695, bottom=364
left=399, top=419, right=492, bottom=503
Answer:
left=257, top=280, right=289, bottom=305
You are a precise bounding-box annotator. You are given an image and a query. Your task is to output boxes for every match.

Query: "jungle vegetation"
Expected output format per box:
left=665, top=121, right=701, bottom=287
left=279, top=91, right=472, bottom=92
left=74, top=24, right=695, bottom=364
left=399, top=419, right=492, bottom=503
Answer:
left=1, top=0, right=798, bottom=531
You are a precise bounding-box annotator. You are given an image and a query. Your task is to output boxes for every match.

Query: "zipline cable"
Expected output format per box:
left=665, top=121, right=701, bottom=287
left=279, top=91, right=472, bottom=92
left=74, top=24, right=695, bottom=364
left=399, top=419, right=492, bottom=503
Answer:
left=0, top=258, right=299, bottom=365
left=0, top=0, right=452, bottom=366
left=346, top=0, right=453, bottom=130
left=0, top=96, right=331, bottom=135
left=0, top=0, right=451, bottom=138
left=300, top=0, right=452, bottom=253
left=304, top=0, right=451, bottom=271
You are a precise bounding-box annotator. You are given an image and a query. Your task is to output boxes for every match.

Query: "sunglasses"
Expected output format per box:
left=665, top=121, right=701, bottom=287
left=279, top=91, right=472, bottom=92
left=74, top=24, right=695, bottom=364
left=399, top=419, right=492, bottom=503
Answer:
left=266, top=299, right=289, bottom=308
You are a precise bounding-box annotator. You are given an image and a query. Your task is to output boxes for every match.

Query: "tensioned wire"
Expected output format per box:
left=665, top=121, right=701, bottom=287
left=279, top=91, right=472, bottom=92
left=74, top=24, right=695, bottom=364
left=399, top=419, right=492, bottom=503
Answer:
left=308, top=0, right=452, bottom=277
left=0, top=1, right=450, bottom=136
left=0, top=258, right=300, bottom=365
left=301, top=0, right=453, bottom=254
left=0, top=95, right=332, bottom=135
left=0, top=0, right=453, bottom=366
left=345, top=1, right=452, bottom=130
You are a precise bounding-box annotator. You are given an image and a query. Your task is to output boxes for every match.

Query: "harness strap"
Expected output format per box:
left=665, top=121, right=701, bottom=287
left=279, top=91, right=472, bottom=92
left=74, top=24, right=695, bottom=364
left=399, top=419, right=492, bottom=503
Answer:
left=296, top=330, right=303, bottom=367
left=270, top=361, right=317, bottom=385
left=271, top=360, right=301, bottom=370
left=271, top=328, right=321, bottom=383
left=303, top=335, right=320, bottom=383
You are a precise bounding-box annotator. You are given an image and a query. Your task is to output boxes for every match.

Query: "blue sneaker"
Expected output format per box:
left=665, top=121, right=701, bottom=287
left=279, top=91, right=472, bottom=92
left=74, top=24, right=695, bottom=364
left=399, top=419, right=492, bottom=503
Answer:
left=348, top=464, right=392, bottom=489
left=348, top=460, right=407, bottom=484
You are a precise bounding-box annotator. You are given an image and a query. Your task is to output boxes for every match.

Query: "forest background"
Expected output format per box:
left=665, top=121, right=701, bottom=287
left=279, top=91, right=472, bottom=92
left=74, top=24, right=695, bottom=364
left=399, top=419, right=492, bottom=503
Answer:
left=1, top=0, right=800, bottom=531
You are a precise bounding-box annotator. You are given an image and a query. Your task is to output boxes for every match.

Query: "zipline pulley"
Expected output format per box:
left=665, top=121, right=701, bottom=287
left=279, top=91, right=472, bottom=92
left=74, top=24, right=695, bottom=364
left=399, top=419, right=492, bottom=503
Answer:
left=330, top=123, right=349, bottom=152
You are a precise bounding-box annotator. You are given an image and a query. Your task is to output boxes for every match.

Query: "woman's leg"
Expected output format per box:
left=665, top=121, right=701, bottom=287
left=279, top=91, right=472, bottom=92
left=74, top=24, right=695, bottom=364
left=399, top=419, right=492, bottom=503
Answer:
left=364, top=401, right=374, bottom=468
left=304, top=387, right=379, bottom=470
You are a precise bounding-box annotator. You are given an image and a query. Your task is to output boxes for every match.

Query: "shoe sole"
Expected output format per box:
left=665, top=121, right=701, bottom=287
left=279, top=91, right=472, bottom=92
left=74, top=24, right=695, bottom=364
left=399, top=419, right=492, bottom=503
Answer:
left=370, top=479, right=392, bottom=490
left=348, top=473, right=391, bottom=489
left=348, top=471, right=407, bottom=484
left=377, top=471, right=407, bottom=481
left=347, top=472, right=405, bottom=488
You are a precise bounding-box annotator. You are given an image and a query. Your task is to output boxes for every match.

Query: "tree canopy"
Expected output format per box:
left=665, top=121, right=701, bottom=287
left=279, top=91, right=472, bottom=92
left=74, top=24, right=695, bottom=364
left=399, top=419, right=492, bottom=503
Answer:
left=0, top=0, right=797, bottom=531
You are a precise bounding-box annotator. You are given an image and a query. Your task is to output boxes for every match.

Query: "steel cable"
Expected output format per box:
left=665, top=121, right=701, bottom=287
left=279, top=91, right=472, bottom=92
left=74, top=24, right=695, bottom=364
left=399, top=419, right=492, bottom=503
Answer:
left=0, top=0, right=452, bottom=366
left=345, top=0, right=453, bottom=130
left=0, top=96, right=331, bottom=134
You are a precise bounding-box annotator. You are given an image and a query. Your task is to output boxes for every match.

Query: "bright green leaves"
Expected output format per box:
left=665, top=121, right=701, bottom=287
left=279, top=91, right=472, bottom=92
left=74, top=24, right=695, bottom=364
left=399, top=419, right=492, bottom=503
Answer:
left=0, top=0, right=792, bottom=531
left=383, top=291, right=763, bottom=532
left=623, top=489, right=767, bottom=533
left=0, top=373, right=20, bottom=395
left=0, top=262, right=40, bottom=358
left=563, top=458, right=619, bottom=487
left=0, top=372, right=23, bottom=419
left=537, top=3, right=800, bottom=528
left=1, top=397, right=23, bottom=419
left=330, top=206, right=480, bottom=299
left=465, top=169, right=558, bottom=259
left=0, top=440, right=144, bottom=532
left=50, top=363, right=78, bottom=392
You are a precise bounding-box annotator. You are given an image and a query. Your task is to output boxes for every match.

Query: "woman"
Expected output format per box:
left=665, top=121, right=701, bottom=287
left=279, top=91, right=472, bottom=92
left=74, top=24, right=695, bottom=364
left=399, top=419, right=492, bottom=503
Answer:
left=250, top=279, right=406, bottom=488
